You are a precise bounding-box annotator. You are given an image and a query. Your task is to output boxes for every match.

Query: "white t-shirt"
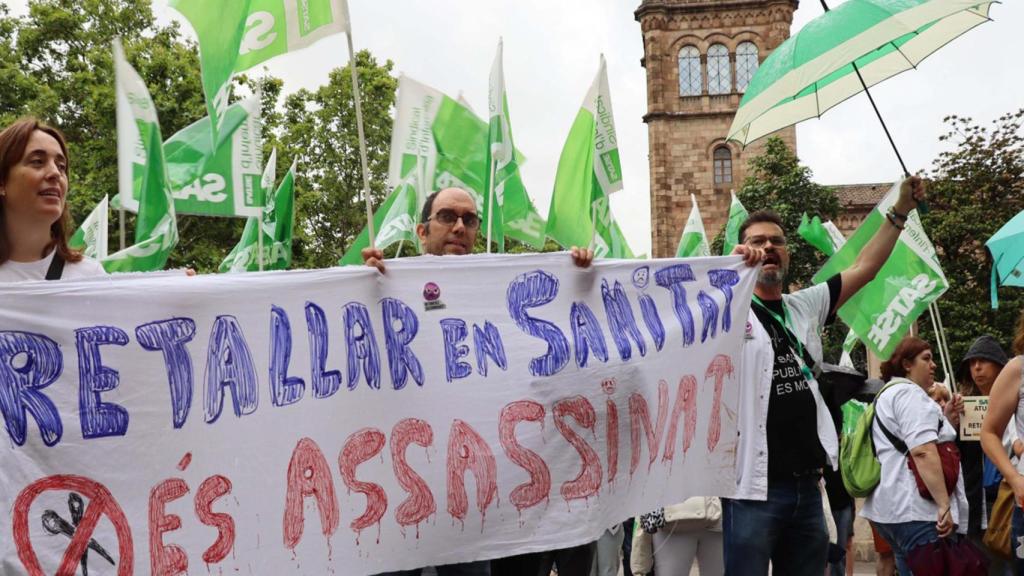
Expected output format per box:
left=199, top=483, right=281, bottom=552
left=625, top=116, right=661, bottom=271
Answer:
left=861, top=379, right=968, bottom=531
left=0, top=250, right=107, bottom=282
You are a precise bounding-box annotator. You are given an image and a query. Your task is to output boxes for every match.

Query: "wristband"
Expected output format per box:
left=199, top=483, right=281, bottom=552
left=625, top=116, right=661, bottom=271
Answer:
left=889, top=207, right=909, bottom=222
left=886, top=212, right=905, bottom=230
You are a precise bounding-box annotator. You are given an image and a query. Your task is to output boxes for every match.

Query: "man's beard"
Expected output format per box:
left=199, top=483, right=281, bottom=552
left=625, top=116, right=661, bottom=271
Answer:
left=758, top=267, right=786, bottom=287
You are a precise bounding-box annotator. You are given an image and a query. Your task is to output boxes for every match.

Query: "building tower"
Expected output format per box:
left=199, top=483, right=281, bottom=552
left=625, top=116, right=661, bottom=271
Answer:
left=635, top=0, right=800, bottom=257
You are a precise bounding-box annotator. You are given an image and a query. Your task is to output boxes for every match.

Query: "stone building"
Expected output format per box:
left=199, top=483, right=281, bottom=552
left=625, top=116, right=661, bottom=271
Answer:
left=635, top=0, right=887, bottom=256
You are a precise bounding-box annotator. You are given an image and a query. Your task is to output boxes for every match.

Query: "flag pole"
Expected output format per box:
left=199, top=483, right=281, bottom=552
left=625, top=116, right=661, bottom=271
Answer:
left=346, top=31, right=376, bottom=248
left=119, top=207, right=126, bottom=251
left=589, top=202, right=597, bottom=252
left=486, top=157, right=496, bottom=253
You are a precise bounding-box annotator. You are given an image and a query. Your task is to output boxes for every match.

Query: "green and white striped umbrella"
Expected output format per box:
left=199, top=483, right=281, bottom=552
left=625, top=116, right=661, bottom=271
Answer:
left=728, top=0, right=995, bottom=146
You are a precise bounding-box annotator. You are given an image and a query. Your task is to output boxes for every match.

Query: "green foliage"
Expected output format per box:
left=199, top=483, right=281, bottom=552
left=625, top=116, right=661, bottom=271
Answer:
left=919, top=110, right=1024, bottom=377
left=280, top=51, right=397, bottom=269
left=736, top=137, right=841, bottom=287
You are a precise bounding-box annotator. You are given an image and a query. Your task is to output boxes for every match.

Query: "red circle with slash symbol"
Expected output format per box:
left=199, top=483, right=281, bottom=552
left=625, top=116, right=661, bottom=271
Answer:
left=13, top=475, right=133, bottom=576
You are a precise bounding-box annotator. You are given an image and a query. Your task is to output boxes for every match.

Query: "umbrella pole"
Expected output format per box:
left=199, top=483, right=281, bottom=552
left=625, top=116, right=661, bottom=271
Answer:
left=819, top=0, right=910, bottom=178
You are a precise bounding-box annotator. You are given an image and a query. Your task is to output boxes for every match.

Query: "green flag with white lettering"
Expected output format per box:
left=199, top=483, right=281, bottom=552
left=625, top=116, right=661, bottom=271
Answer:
left=812, top=180, right=948, bottom=358
left=676, top=194, right=711, bottom=258
left=104, top=40, right=179, bottom=273
left=162, top=96, right=266, bottom=218
left=220, top=159, right=296, bottom=272
left=547, top=56, right=633, bottom=258
left=69, top=195, right=108, bottom=259
left=171, top=0, right=349, bottom=138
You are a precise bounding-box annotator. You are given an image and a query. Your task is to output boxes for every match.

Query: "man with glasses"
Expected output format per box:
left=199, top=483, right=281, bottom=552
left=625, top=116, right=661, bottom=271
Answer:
left=723, top=177, right=927, bottom=576
left=360, top=186, right=593, bottom=576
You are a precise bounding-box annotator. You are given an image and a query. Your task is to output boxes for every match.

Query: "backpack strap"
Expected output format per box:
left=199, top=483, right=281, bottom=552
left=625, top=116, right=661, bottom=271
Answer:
left=44, top=251, right=65, bottom=281
left=870, top=381, right=911, bottom=456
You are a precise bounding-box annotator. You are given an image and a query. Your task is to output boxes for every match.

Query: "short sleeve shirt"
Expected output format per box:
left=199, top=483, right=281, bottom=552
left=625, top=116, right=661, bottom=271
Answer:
left=861, top=381, right=967, bottom=527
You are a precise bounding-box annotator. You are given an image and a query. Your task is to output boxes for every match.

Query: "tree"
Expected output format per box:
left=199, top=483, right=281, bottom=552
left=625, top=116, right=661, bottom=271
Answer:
left=919, top=109, right=1024, bottom=372
left=280, top=50, right=398, bottom=269
left=733, top=137, right=841, bottom=286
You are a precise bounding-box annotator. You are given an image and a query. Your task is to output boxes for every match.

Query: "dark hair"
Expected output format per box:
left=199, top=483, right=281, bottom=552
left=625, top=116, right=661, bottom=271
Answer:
left=0, top=117, right=81, bottom=264
left=738, top=210, right=785, bottom=243
left=420, top=190, right=441, bottom=224
left=880, top=336, right=932, bottom=382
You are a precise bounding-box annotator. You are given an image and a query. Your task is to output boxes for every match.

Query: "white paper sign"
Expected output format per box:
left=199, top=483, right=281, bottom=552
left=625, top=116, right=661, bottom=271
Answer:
left=0, top=253, right=754, bottom=574
left=960, top=396, right=988, bottom=441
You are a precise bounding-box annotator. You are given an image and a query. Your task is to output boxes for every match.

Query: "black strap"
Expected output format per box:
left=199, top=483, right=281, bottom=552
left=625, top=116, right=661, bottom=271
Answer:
left=751, top=299, right=821, bottom=377
left=873, top=382, right=944, bottom=456
left=44, top=251, right=65, bottom=281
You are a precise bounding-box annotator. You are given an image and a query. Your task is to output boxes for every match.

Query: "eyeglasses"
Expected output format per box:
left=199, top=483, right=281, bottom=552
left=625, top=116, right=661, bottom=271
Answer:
left=744, top=235, right=787, bottom=248
left=428, top=208, right=480, bottom=230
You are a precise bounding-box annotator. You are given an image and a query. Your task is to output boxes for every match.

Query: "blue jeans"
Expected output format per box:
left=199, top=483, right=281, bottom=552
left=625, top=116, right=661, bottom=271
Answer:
left=1012, top=505, right=1024, bottom=575
left=375, top=561, right=490, bottom=576
left=871, top=520, right=937, bottom=576
left=828, top=505, right=853, bottom=576
left=723, top=476, right=829, bottom=576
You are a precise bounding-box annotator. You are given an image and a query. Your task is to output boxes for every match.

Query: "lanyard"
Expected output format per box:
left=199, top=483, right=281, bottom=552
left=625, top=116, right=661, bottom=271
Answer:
left=751, top=295, right=814, bottom=382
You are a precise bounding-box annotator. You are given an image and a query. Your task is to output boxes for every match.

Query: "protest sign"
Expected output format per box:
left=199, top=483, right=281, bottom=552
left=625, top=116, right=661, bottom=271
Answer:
left=960, top=396, right=988, bottom=441
left=0, top=254, right=753, bottom=574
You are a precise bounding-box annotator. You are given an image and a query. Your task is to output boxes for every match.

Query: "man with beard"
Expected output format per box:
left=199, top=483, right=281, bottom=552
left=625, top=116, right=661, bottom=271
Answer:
left=723, top=177, right=927, bottom=576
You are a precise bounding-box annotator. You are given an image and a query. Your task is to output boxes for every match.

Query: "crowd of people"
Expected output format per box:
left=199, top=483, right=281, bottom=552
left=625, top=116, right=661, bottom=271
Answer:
left=3, top=113, right=1021, bottom=576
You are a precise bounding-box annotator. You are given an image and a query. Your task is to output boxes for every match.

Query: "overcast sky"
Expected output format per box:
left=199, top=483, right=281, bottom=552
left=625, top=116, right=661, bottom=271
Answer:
left=8, top=0, right=1021, bottom=256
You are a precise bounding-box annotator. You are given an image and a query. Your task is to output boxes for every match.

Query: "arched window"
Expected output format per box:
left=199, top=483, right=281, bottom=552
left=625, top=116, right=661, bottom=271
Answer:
left=736, top=41, right=759, bottom=92
left=707, top=44, right=731, bottom=95
left=678, top=46, right=702, bottom=96
left=714, top=146, right=733, bottom=185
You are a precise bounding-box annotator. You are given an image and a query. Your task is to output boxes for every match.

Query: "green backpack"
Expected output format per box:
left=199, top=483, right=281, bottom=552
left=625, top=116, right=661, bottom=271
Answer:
left=840, top=382, right=905, bottom=498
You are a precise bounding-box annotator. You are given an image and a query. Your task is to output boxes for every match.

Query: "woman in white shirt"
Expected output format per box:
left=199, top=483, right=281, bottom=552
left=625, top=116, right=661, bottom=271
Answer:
left=0, top=117, right=106, bottom=281
left=861, top=336, right=968, bottom=575
left=981, top=312, right=1024, bottom=574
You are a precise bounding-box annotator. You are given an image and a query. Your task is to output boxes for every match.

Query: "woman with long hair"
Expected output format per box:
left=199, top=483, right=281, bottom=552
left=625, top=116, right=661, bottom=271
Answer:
left=981, top=312, right=1024, bottom=574
left=0, top=117, right=105, bottom=281
left=861, top=336, right=969, bottom=574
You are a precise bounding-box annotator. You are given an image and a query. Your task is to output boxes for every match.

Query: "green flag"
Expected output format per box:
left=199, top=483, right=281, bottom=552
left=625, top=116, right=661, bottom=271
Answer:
left=220, top=159, right=296, bottom=272
left=69, top=195, right=108, bottom=259
left=483, top=38, right=512, bottom=252
left=812, top=180, right=949, bottom=358
left=234, top=0, right=350, bottom=72
left=676, top=194, right=711, bottom=257
left=162, top=96, right=266, bottom=218
left=171, top=0, right=349, bottom=137
left=723, top=191, right=748, bottom=255
left=169, top=0, right=252, bottom=136
left=798, top=212, right=836, bottom=256
left=547, top=55, right=633, bottom=258
left=104, top=40, right=178, bottom=273
left=341, top=75, right=547, bottom=264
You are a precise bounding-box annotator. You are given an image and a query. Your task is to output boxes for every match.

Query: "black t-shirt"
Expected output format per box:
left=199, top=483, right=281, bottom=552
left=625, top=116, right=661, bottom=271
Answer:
left=754, top=275, right=841, bottom=480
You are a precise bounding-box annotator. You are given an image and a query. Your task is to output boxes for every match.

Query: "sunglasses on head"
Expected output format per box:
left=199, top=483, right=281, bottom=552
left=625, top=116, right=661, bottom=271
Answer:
left=428, top=208, right=480, bottom=229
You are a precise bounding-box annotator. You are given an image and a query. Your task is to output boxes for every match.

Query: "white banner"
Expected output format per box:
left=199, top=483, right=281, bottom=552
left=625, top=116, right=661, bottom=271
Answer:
left=0, top=254, right=754, bottom=574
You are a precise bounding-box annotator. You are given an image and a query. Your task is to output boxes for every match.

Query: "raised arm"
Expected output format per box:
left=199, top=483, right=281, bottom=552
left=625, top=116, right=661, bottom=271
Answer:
left=836, top=177, right=926, bottom=309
